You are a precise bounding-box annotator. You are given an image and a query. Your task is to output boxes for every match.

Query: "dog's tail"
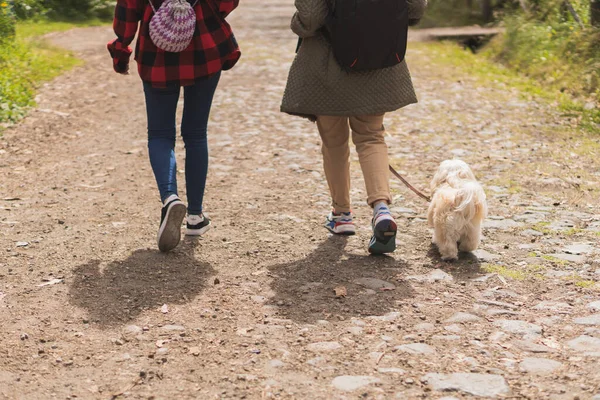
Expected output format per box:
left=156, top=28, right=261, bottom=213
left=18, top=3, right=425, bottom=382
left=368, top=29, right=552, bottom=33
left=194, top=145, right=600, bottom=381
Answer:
left=455, top=181, right=487, bottom=222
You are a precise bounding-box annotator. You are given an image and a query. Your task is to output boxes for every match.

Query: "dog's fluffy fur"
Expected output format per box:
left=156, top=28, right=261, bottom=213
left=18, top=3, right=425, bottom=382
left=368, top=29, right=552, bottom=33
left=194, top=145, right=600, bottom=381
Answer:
left=427, top=160, right=487, bottom=261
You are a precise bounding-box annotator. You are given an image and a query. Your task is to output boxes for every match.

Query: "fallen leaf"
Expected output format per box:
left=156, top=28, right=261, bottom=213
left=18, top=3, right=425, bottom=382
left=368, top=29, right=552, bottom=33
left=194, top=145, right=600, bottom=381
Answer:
left=3, top=197, right=21, bottom=201
left=160, top=304, right=169, bottom=314
left=334, top=286, right=347, bottom=297
left=38, top=279, right=64, bottom=287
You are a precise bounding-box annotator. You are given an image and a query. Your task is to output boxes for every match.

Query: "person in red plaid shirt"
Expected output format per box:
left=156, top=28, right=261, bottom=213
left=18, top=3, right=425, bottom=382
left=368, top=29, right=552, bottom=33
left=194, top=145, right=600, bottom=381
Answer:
left=108, top=0, right=240, bottom=252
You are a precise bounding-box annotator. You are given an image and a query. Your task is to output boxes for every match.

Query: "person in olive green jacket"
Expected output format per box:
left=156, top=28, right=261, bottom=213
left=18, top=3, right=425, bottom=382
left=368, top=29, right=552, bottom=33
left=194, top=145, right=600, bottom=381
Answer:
left=281, top=0, right=427, bottom=254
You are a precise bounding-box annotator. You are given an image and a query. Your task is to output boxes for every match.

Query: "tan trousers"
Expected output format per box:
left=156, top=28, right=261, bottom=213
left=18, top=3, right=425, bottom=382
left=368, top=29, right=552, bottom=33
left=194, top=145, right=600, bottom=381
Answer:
left=316, top=114, right=391, bottom=213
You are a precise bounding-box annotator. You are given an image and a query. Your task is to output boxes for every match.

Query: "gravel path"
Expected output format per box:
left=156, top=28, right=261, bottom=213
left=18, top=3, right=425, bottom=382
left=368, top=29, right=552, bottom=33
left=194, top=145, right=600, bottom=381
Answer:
left=1, top=1, right=599, bottom=398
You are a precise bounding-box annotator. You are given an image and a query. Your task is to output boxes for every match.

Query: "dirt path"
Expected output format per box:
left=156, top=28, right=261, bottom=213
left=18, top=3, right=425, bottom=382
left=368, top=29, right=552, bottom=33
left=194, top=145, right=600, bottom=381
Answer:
left=1, top=1, right=600, bottom=399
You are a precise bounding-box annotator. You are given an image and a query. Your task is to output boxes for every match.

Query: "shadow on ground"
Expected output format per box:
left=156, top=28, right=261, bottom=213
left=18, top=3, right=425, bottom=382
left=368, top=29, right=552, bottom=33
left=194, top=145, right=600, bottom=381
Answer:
left=268, top=236, right=415, bottom=323
left=426, top=243, right=484, bottom=280
left=68, top=249, right=214, bottom=327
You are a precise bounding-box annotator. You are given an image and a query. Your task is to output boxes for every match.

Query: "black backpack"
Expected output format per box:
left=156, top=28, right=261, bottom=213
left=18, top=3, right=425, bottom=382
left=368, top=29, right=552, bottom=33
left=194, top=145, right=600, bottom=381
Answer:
left=325, top=0, right=409, bottom=72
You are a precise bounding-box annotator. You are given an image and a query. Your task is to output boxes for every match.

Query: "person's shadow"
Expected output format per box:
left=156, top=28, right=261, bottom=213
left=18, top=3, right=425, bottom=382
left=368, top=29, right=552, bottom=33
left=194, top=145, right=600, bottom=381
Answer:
left=267, top=236, right=415, bottom=324
left=68, top=249, right=214, bottom=327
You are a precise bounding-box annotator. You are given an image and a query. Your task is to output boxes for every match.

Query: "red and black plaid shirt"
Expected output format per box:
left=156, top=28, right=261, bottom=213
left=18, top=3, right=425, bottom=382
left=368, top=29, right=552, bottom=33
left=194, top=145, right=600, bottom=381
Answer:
left=108, top=0, right=240, bottom=87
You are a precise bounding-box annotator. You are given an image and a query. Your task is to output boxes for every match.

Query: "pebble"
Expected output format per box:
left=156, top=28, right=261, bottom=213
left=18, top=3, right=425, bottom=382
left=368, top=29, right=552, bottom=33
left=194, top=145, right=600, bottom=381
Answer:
left=445, top=312, right=482, bottom=324
left=406, top=269, right=453, bottom=283
left=423, top=373, right=510, bottom=397
left=521, top=229, right=543, bottom=237
left=414, top=323, right=436, bottom=332
left=431, top=335, right=461, bottom=341
left=307, top=357, right=326, bottom=366
left=268, top=359, right=285, bottom=368
left=331, top=375, right=381, bottom=392
left=161, top=325, right=185, bottom=331
left=561, top=243, right=596, bottom=255
left=573, top=314, right=600, bottom=326
left=251, top=296, right=267, bottom=304
left=512, top=340, right=556, bottom=353
left=347, top=327, right=363, bottom=335
left=519, top=357, right=563, bottom=375
left=532, top=301, right=573, bottom=312
left=124, top=325, right=143, bottom=335
left=189, top=347, right=200, bottom=356
left=395, top=343, right=436, bottom=355
left=156, top=347, right=169, bottom=356
left=473, top=249, right=501, bottom=262
left=368, top=312, right=402, bottom=322
left=378, top=368, right=406, bottom=374
left=483, top=219, right=521, bottom=230
left=494, top=320, right=542, bottom=338
left=567, top=335, right=600, bottom=355
left=354, top=278, right=396, bottom=290
left=306, top=341, right=343, bottom=352
left=444, top=324, right=463, bottom=333
left=588, top=301, right=600, bottom=312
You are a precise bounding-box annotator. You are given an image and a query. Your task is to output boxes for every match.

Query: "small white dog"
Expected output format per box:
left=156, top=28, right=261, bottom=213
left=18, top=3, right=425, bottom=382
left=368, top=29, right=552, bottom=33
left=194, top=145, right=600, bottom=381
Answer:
left=427, top=160, right=487, bottom=261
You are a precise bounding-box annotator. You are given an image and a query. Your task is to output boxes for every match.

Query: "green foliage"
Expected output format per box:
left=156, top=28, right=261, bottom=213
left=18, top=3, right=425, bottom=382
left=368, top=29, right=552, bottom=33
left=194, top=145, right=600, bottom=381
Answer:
left=420, top=0, right=487, bottom=28
left=0, top=22, right=81, bottom=124
left=11, top=0, right=113, bottom=21
left=485, top=13, right=600, bottom=130
left=0, top=1, right=16, bottom=40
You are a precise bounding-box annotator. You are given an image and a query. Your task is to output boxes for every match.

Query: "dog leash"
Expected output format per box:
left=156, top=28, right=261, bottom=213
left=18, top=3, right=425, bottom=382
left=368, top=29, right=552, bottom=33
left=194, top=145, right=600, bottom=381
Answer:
left=389, top=165, right=431, bottom=203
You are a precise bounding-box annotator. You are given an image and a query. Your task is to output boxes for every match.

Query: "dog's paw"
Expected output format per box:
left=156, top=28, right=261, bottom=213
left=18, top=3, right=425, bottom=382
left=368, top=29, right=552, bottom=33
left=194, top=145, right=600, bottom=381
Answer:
left=441, top=256, right=458, bottom=262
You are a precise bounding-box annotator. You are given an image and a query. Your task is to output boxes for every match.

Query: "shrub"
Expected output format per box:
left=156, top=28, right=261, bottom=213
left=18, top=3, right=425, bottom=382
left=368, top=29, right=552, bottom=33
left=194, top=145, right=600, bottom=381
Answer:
left=0, top=1, right=16, bottom=40
left=11, top=0, right=114, bottom=21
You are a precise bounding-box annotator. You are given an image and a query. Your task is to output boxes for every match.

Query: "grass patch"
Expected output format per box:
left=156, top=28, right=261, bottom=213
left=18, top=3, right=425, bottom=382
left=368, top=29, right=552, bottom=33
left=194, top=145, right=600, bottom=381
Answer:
left=412, top=40, right=599, bottom=134
left=541, top=254, right=569, bottom=265
left=0, top=20, right=101, bottom=125
left=16, top=20, right=105, bottom=38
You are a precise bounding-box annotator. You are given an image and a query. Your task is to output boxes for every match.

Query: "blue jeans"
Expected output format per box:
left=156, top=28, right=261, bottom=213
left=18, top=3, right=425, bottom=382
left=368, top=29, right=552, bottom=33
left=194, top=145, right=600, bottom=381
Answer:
left=143, top=72, right=221, bottom=215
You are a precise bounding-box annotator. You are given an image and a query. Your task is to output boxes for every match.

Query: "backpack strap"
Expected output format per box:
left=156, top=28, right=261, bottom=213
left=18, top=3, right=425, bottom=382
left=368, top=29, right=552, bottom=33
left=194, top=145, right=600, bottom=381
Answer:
left=149, top=0, right=199, bottom=13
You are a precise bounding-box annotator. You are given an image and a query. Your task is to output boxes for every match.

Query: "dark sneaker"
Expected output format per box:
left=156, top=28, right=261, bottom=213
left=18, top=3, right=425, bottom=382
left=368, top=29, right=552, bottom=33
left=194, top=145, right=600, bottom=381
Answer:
left=157, top=195, right=186, bottom=252
left=186, top=214, right=211, bottom=236
left=324, top=211, right=356, bottom=235
left=368, top=206, right=397, bottom=255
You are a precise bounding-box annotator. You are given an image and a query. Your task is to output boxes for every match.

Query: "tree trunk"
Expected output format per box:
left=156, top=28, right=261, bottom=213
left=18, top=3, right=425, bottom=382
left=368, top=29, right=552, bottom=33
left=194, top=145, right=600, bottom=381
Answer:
left=481, top=0, right=493, bottom=22
left=592, top=0, right=600, bottom=26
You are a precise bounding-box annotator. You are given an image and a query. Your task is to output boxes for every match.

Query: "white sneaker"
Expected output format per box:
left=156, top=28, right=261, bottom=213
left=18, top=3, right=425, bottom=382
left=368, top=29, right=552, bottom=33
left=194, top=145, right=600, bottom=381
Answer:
left=157, top=195, right=186, bottom=252
left=186, top=214, right=211, bottom=236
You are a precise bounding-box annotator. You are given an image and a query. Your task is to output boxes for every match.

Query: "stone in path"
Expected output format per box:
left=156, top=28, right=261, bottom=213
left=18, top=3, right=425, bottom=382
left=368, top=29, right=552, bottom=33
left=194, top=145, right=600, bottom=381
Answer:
left=445, top=312, right=482, bottom=324
left=574, top=314, right=600, bottom=326
left=306, top=342, right=342, bottom=352
left=512, top=340, right=556, bottom=354
left=406, top=269, right=453, bottom=283
left=423, top=373, right=510, bottom=397
left=494, top=320, right=542, bottom=337
left=588, top=301, right=600, bottom=312
left=395, top=343, right=436, bottom=355
left=519, top=357, right=563, bottom=375
left=533, top=301, right=572, bottom=312
left=331, top=376, right=381, bottom=392
left=567, top=335, right=600, bottom=355
left=473, top=249, right=501, bottom=262
left=561, top=243, right=596, bottom=255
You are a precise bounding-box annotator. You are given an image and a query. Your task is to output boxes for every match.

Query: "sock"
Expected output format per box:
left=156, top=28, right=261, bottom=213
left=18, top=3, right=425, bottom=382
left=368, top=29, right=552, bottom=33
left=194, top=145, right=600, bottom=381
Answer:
left=163, top=194, right=180, bottom=206
left=373, top=202, right=390, bottom=215
left=188, top=214, right=205, bottom=224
